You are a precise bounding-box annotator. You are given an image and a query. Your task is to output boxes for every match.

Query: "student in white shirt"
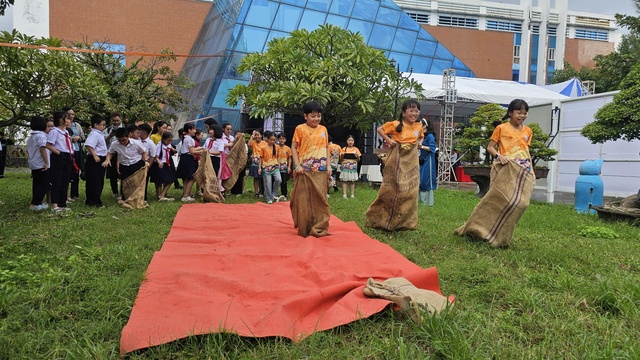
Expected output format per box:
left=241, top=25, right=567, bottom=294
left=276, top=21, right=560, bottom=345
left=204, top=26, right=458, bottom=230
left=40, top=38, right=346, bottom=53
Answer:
left=84, top=115, right=109, bottom=207
left=45, top=111, right=73, bottom=212
left=27, top=116, right=52, bottom=210
left=102, top=128, right=149, bottom=200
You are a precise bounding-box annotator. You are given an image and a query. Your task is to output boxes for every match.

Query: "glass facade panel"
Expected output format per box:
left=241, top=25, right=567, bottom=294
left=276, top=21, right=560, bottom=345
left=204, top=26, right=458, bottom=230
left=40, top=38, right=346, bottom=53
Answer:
left=375, top=6, right=400, bottom=27
left=388, top=52, right=411, bottom=72
left=431, top=59, right=453, bottom=74
left=329, top=0, right=353, bottom=16
left=212, top=79, right=246, bottom=108
left=273, top=5, right=303, bottom=32
left=369, top=23, right=394, bottom=49
left=299, top=9, right=327, bottom=31
left=410, top=56, right=432, bottom=74
left=326, top=14, right=348, bottom=28
left=306, top=0, right=331, bottom=12
left=391, top=28, right=417, bottom=53
left=434, top=42, right=454, bottom=61
left=244, top=0, right=279, bottom=29
left=351, top=0, right=379, bottom=21
left=225, top=53, right=250, bottom=80
left=347, top=19, right=373, bottom=40
left=397, top=12, right=419, bottom=30
left=280, top=0, right=307, bottom=6
left=266, top=30, right=290, bottom=45
left=235, top=26, right=270, bottom=53
left=412, top=39, right=437, bottom=58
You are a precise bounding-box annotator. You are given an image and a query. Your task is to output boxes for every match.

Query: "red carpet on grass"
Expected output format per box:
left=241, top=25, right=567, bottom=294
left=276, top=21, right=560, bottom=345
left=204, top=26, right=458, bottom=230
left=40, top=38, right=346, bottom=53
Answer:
left=120, top=202, right=448, bottom=354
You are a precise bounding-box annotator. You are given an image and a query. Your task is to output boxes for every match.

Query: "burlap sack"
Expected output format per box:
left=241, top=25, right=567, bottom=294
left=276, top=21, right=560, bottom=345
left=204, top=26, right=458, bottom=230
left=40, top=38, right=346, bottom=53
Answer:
left=365, top=143, right=419, bottom=231
left=454, top=161, right=535, bottom=247
left=363, top=277, right=452, bottom=323
left=193, top=149, right=225, bottom=203
left=290, top=171, right=330, bottom=237
left=222, top=134, right=248, bottom=190
left=118, top=167, right=149, bottom=209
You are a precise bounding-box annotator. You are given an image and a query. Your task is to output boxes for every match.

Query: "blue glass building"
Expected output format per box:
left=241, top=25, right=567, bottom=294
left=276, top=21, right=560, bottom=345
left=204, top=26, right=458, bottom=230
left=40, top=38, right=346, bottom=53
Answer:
left=177, top=0, right=475, bottom=130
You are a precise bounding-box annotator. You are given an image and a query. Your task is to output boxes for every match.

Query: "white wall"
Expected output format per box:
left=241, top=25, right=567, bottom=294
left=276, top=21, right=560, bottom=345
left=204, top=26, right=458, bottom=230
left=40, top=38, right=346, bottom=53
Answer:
left=532, top=92, right=640, bottom=198
left=0, top=0, right=49, bottom=37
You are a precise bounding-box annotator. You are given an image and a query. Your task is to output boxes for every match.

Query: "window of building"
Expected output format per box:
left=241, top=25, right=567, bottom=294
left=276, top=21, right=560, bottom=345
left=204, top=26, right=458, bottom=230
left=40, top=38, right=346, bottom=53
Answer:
left=548, top=25, right=557, bottom=36
left=406, top=12, right=430, bottom=25
left=486, top=20, right=522, bottom=32
left=531, top=24, right=540, bottom=35
left=574, top=28, right=609, bottom=41
left=437, top=15, right=478, bottom=29
left=513, top=44, right=520, bottom=64
left=548, top=48, right=555, bottom=61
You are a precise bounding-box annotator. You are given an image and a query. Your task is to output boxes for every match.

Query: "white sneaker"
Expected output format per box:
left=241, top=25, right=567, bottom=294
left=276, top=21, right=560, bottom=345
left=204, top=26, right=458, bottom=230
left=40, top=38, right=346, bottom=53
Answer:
left=343, top=195, right=347, bottom=199
left=351, top=195, right=355, bottom=198
left=278, top=195, right=287, bottom=202
left=181, top=196, right=195, bottom=202
left=267, top=200, right=273, bottom=204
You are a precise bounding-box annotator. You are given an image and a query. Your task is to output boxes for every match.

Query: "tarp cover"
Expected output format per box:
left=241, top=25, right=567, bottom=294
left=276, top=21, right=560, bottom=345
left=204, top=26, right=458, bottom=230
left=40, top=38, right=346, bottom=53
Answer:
left=410, top=73, right=569, bottom=106
left=120, top=202, right=448, bottom=354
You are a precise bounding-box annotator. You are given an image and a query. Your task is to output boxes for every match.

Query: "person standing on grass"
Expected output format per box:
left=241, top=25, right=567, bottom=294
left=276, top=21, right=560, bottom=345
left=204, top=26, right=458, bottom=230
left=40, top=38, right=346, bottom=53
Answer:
left=328, top=136, right=341, bottom=194
left=290, top=101, right=332, bottom=237
left=203, top=124, right=225, bottom=193
left=150, top=120, right=167, bottom=145
left=27, top=116, right=51, bottom=211
left=176, top=123, right=201, bottom=202
left=138, top=123, right=157, bottom=202
left=248, top=129, right=265, bottom=198
left=419, top=119, right=437, bottom=207
left=102, top=128, right=149, bottom=201
left=229, top=130, right=248, bottom=196
left=455, top=99, right=535, bottom=247
left=63, top=106, right=84, bottom=202
left=84, top=115, right=109, bottom=207
left=104, top=112, right=123, bottom=198
left=277, top=132, right=291, bottom=201
left=365, top=99, right=423, bottom=231
left=339, top=135, right=361, bottom=199
left=46, top=111, right=73, bottom=212
left=152, top=132, right=177, bottom=201
left=258, top=131, right=281, bottom=204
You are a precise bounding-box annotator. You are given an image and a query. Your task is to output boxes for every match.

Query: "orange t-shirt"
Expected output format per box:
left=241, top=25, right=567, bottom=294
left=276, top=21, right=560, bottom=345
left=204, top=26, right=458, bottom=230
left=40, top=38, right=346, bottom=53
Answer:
left=490, top=123, right=532, bottom=160
left=292, top=124, right=329, bottom=171
left=380, top=120, right=423, bottom=143
left=277, top=145, right=291, bottom=172
left=250, top=140, right=266, bottom=166
left=329, top=143, right=342, bottom=166
left=260, top=143, right=280, bottom=173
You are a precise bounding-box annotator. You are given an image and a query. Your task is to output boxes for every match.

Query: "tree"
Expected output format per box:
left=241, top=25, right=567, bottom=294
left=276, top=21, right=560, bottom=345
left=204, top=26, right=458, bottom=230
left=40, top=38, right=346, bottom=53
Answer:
left=0, top=30, right=105, bottom=128
left=581, top=64, right=640, bottom=143
left=458, top=103, right=557, bottom=166
left=225, top=24, right=425, bottom=131
left=550, top=61, right=599, bottom=89
left=73, top=42, right=194, bottom=124
left=0, top=0, right=14, bottom=16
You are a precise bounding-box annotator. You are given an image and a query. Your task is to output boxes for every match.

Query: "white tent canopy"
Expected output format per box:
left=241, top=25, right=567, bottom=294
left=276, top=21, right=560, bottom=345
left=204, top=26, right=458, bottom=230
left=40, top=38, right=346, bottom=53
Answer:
left=408, top=73, right=569, bottom=117
left=541, top=77, right=585, bottom=97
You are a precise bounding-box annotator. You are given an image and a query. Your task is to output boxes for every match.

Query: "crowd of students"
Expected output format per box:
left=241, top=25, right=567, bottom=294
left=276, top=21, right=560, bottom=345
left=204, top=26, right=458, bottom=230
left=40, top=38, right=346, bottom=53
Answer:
left=24, top=107, right=364, bottom=212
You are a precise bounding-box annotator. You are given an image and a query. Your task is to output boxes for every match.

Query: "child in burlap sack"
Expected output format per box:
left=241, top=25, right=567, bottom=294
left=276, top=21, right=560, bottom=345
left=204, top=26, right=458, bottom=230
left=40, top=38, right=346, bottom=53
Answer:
left=365, top=100, right=424, bottom=231
left=455, top=99, right=536, bottom=247
left=290, top=101, right=332, bottom=237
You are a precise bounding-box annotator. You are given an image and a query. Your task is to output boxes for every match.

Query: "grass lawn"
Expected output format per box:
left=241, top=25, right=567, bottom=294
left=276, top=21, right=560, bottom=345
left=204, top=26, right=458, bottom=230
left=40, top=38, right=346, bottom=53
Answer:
left=1, top=169, right=639, bottom=359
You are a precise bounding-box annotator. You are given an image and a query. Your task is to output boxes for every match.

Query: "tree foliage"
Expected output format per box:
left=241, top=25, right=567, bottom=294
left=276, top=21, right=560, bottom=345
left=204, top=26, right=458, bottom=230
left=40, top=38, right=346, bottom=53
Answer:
left=0, top=30, right=193, bottom=129
left=0, top=30, right=104, bottom=127
left=73, top=42, right=194, bottom=124
left=0, top=0, right=14, bottom=16
left=458, top=103, right=557, bottom=166
left=225, top=24, right=425, bottom=131
left=582, top=64, right=640, bottom=143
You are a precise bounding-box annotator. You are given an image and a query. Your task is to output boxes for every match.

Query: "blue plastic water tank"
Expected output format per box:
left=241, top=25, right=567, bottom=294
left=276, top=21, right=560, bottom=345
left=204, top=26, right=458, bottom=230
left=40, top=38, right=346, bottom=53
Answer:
left=575, top=159, right=604, bottom=214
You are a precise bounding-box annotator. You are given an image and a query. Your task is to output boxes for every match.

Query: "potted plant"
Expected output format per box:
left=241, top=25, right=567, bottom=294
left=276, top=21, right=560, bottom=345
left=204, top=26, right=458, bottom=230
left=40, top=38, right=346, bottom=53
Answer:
left=458, top=103, right=558, bottom=197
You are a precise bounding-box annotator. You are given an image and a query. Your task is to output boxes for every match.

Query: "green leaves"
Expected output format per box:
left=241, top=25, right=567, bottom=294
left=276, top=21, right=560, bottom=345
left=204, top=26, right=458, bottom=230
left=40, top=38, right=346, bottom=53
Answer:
left=582, top=64, right=640, bottom=143
left=0, top=30, right=192, bottom=128
left=224, top=24, right=425, bottom=131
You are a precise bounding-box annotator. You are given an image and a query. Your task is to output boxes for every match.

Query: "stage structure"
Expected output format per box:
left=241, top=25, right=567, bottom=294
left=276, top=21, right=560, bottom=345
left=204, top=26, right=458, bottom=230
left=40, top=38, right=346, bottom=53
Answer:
left=438, top=69, right=457, bottom=182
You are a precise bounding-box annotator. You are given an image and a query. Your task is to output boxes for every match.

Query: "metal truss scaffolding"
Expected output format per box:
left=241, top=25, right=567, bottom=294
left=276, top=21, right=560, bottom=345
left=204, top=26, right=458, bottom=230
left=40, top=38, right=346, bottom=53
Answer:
left=438, top=69, right=457, bottom=183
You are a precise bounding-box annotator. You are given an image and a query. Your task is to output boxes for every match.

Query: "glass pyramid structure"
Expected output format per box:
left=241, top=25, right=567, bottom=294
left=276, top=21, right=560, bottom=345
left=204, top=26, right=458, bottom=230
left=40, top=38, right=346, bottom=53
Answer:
left=178, top=0, right=475, bottom=129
